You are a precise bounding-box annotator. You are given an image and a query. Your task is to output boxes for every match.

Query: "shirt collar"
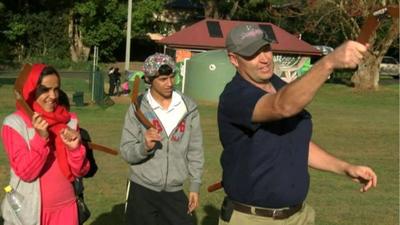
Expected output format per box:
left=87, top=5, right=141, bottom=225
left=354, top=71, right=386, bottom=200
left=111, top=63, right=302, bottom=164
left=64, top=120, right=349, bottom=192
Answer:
left=234, top=72, right=286, bottom=92
left=146, top=90, right=182, bottom=111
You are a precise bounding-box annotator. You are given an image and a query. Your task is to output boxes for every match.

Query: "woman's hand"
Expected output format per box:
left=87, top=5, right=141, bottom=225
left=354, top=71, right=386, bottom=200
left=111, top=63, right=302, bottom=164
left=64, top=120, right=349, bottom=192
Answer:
left=32, top=112, right=49, bottom=139
left=60, top=127, right=81, bottom=150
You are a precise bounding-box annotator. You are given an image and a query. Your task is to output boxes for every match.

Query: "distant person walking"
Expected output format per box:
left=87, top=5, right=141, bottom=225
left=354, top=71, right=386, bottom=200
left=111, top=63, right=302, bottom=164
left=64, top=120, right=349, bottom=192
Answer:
left=108, top=66, right=121, bottom=96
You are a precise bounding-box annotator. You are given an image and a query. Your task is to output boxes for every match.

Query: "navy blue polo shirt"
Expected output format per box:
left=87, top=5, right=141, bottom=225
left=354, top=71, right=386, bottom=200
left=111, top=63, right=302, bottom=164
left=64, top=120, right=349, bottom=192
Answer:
left=218, top=73, right=312, bottom=208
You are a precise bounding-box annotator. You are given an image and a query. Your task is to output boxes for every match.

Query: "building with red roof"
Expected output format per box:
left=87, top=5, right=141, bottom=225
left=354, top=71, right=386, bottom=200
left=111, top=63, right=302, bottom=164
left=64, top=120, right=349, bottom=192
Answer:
left=151, top=19, right=323, bottom=101
left=157, top=18, right=321, bottom=56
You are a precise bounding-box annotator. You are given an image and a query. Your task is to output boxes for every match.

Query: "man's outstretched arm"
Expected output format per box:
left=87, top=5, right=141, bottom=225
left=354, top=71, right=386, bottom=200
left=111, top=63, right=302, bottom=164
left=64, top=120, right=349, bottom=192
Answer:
left=308, top=141, right=377, bottom=192
left=253, top=41, right=367, bottom=123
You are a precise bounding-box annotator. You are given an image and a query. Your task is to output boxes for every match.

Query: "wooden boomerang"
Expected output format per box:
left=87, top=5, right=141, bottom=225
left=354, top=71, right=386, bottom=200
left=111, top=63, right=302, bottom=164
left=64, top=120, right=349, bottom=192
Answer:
left=207, top=182, right=222, bottom=193
left=87, top=142, right=118, bottom=155
left=356, top=5, right=399, bottom=45
left=207, top=5, right=400, bottom=193
left=14, top=64, right=118, bottom=156
left=14, top=64, right=34, bottom=118
left=131, top=76, right=155, bottom=129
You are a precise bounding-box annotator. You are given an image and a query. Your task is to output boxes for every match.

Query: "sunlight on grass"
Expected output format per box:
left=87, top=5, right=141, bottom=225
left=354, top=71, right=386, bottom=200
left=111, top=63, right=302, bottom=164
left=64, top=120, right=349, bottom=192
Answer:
left=0, top=77, right=398, bottom=225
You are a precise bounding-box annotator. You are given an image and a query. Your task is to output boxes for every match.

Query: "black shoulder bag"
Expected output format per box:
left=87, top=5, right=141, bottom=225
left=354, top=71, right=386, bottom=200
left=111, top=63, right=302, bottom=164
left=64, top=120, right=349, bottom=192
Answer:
left=74, top=178, right=91, bottom=224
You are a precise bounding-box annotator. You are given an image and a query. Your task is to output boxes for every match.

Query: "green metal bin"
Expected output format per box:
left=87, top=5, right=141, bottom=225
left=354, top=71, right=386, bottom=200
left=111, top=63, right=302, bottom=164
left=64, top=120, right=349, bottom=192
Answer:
left=72, top=91, right=84, bottom=107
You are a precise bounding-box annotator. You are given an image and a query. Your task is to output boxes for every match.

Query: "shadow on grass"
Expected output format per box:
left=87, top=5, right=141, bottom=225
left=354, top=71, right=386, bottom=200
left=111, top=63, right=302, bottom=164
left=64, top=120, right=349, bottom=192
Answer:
left=201, top=204, right=220, bottom=225
left=90, top=203, right=125, bottom=225
left=88, top=203, right=201, bottom=225
left=327, top=76, right=399, bottom=87
left=326, top=78, right=353, bottom=87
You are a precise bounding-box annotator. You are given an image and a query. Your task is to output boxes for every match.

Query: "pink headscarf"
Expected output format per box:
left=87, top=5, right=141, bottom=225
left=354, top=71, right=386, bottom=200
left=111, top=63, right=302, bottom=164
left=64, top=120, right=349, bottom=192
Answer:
left=16, top=64, right=74, bottom=182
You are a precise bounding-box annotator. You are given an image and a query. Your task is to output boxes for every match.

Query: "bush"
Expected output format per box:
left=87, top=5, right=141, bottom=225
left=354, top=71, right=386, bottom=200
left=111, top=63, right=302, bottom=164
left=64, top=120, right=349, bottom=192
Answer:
left=23, top=56, right=92, bottom=71
left=327, top=70, right=354, bottom=85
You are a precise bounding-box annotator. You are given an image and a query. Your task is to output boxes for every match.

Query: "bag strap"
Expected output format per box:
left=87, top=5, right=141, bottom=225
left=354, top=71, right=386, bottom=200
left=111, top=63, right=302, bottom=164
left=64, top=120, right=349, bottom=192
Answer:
left=4, top=114, right=32, bottom=190
left=137, top=94, right=144, bottom=106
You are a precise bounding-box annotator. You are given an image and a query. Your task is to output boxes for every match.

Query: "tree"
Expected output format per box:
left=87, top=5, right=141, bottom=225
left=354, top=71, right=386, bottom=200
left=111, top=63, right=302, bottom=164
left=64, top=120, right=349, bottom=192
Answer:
left=3, top=10, right=70, bottom=62
left=69, top=8, right=90, bottom=62
left=1, top=0, right=75, bottom=63
left=131, top=0, right=169, bottom=36
left=301, top=0, right=399, bottom=90
left=199, top=0, right=398, bottom=90
left=199, top=0, right=297, bottom=20
left=3, top=14, right=27, bottom=62
left=199, top=0, right=240, bottom=19
left=201, top=0, right=220, bottom=18
left=73, top=0, right=126, bottom=62
left=0, top=2, right=14, bottom=65
left=25, top=12, right=70, bottom=59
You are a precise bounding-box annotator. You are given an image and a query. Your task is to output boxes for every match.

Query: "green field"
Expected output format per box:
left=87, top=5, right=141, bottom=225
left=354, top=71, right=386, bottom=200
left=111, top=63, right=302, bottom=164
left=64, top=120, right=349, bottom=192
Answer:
left=0, top=75, right=398, bottom=225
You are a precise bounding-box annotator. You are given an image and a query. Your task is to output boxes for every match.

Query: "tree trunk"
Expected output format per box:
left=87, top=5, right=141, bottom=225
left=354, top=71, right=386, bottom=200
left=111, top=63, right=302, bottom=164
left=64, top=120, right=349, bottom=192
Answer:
left=351, top=18, right=399, bottom=90
left=226, top=1, right=239, bottom=20
left=351, top=54, right=380, bottom=90
left=203, top=0, right=219, bottom=18
left=68, top=11, right=90, bottom=62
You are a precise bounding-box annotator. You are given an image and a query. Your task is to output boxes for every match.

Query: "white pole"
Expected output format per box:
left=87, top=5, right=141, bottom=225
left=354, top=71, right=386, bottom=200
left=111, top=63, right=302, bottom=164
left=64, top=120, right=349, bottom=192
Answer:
left=91, top=46, right=98, bottom=102
left=181, top=58, right=189, bottom=93
left=125, top=0, right=132, bottom=72
left=95, top=46, right=98, bottom=67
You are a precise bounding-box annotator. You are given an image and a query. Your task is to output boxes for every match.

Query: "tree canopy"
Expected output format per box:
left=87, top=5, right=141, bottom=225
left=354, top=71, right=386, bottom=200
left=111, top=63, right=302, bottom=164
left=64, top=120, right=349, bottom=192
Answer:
left=0, top=0, right=398, bottom=89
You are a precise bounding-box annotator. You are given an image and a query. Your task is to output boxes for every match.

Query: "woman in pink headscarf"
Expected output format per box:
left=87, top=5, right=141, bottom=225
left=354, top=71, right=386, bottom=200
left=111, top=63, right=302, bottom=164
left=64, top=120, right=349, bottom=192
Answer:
left=1, top=64, right=90, bottom=225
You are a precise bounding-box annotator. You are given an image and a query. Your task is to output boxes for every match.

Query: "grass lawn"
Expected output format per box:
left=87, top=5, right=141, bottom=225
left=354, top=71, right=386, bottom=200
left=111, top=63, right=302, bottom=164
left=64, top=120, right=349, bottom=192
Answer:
left=0, top=74, right=398, bottom=225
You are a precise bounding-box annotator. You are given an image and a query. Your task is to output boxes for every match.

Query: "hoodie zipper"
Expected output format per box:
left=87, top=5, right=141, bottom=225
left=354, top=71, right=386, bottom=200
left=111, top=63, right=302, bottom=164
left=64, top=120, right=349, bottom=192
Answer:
left=142, top=95, right=197, bottom=191
left=161, top=107, right=197, bottom=190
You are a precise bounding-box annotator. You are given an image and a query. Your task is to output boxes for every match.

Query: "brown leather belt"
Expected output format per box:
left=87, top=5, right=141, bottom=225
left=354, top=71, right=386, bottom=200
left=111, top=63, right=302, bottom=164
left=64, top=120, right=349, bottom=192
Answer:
left=232, top=201, right=303, bottom=220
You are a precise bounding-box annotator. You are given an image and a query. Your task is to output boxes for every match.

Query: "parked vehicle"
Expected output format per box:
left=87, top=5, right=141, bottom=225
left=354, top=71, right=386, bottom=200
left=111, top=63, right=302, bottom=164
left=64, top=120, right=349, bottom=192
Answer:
left=313, top=45, right=334, bottom=55
left=311, top=45, right=334, bottom=64
left=380, top=56, right=399, bottom=79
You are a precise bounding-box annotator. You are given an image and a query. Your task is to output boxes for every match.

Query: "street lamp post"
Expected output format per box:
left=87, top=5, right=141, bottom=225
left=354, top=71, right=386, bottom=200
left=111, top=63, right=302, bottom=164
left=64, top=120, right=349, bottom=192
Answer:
left=125, top=0, right=132, bottom=73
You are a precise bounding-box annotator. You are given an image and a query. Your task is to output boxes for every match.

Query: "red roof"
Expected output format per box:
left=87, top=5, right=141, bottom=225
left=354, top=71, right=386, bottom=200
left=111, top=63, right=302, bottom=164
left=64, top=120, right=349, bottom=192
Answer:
left=157, top=19, right=321, bottom=56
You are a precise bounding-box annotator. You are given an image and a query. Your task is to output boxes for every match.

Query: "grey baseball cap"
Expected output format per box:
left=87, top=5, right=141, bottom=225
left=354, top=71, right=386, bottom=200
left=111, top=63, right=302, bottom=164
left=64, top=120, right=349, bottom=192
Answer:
left=226, top=24, right=275, bottom=57
left=143, top=53, right=176, bottom=78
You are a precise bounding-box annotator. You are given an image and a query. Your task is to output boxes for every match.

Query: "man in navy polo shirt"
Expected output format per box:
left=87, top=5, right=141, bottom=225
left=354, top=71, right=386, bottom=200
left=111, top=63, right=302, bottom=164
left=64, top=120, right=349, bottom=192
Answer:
left=217, top=24, right=377, bottom=225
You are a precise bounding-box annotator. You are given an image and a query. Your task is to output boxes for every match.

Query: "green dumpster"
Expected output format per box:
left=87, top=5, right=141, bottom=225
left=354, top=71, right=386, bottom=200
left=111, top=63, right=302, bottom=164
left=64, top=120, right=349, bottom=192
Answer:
left=72, top=91, right=84, bottom=107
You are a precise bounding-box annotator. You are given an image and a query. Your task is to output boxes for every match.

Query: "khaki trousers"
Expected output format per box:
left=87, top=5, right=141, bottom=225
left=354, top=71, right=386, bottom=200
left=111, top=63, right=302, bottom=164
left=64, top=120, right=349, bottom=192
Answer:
left=218, top=203, right=315, bottom=225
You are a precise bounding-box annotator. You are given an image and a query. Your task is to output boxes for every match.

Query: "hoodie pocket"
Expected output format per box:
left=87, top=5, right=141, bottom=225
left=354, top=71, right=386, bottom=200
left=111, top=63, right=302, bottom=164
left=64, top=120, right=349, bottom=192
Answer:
left=135, top=159, right=164, bottom=186
left=167, top=157, right=188, bottom=187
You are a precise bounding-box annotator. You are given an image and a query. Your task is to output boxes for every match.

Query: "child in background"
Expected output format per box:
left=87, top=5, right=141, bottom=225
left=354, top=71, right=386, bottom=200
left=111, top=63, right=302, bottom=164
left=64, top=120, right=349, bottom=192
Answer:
left=121, top=80, right=130, bottom=96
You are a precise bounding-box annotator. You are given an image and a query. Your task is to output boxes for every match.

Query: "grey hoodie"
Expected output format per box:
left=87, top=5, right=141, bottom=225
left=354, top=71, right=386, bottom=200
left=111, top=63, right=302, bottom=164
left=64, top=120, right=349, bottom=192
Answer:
left=120, top=91, right=204, bottom=193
